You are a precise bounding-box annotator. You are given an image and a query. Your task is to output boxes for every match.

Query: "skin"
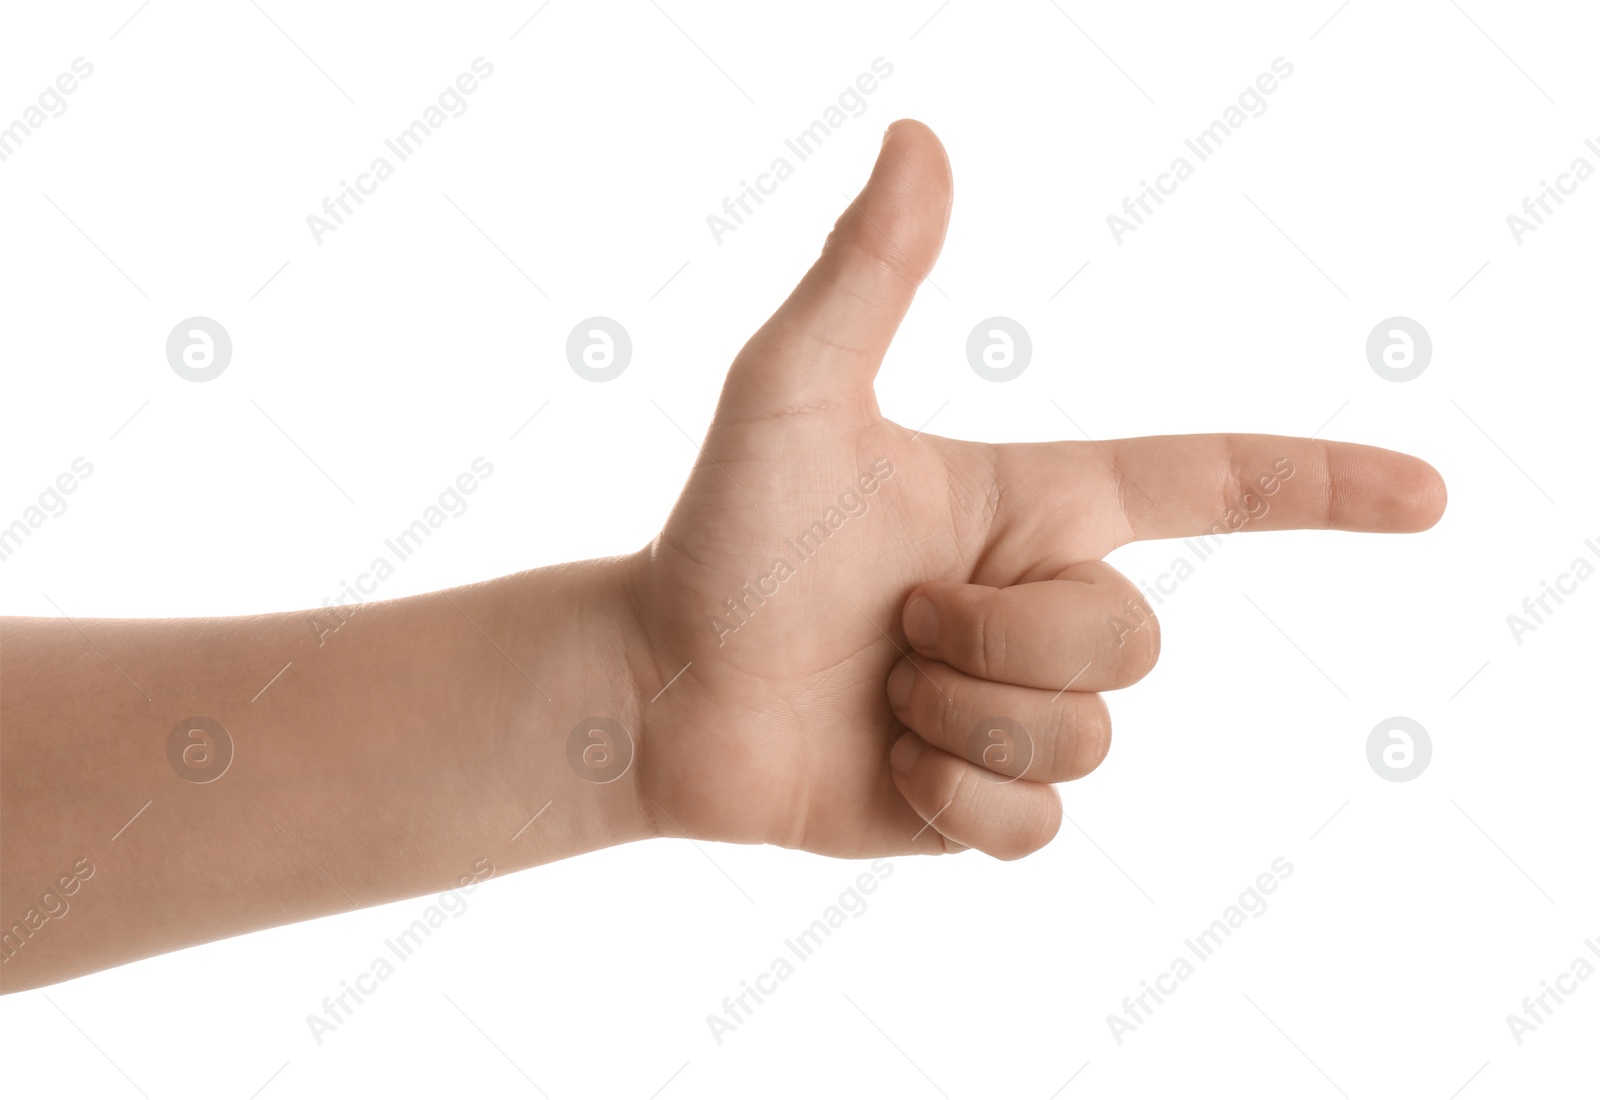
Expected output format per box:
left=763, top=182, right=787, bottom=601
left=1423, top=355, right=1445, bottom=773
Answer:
left=0, top=120, right=1445, bottom=993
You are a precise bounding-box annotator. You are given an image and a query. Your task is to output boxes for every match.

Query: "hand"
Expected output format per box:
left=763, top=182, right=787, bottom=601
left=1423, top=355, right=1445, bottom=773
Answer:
left=0, top=119, right=1447, bottom=994
left=618, top=119, right=1445, bottom=860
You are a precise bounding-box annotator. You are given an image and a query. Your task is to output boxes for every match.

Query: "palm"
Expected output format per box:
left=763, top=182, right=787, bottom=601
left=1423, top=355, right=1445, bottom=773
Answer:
left=623, top=122, right=1444, bottom=860
left=634, top=407, right=1000, bottom=855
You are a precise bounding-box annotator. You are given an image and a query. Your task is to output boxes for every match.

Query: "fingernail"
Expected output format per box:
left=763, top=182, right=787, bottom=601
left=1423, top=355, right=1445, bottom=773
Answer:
left=887, top=662, right=915, bottom=709
left=903, top=594, right=938, bottom=650
left=890, top=731, right=922, bottom=775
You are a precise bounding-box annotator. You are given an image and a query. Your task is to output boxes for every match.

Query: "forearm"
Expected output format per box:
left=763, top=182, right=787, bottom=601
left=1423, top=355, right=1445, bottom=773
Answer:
left=0, top=557, right=650, bottom=992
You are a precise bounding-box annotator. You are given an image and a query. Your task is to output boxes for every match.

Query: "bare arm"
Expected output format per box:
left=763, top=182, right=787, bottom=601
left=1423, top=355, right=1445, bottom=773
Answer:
left=0, top=560, right=650, bottom=992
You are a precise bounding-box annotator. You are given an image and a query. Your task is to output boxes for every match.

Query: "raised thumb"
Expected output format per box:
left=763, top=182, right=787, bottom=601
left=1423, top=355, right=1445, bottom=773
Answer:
left=719, top=118, right=953, bottom=419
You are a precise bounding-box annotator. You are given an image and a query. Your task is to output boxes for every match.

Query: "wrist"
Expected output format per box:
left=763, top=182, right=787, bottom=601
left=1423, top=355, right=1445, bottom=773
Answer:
left=491, top=555, right=657, bottom=854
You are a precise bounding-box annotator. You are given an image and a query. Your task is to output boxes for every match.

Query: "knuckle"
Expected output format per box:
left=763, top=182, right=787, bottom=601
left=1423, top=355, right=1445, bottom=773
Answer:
left=1036, top=700, right=1079, bottom=781
left=1045, top=694, right=1111, bottom=781
left=973, top=599, right=1007, bottom=681
left=930, top=753, right=972, bottom=813
left=933, top=666, right=964, bottom=736
left=830, top=216, right=918, bottom=290
left=1220, top=436, right=1245, bottom=522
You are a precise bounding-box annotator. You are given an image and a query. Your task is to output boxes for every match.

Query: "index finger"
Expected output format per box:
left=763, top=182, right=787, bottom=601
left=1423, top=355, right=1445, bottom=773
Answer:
left=1028, top=434, right=1447, bottom=547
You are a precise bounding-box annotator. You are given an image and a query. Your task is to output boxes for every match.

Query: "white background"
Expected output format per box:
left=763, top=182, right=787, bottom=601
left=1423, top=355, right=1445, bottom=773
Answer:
left=2, top=1, right=1596, bottom=1096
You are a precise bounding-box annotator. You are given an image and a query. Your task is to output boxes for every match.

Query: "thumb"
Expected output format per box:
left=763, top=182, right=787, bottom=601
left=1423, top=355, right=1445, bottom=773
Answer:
left=719, top=118, right=953, bottom=419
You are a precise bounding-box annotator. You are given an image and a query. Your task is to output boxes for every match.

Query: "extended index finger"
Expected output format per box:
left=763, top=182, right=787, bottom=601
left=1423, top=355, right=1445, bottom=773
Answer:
left=1018, top=434, right=1447, bottom=547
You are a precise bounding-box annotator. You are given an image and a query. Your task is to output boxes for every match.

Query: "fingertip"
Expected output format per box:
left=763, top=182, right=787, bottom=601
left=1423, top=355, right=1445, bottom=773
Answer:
left=995, top=784, right=1063, bottom=862
left=890, top=730, right=923, bottom=776
left=841, top=118, right=952, bottom=274
left=882, top=119, right=949, bottom=181
left=886, top=660, right=916, bottom=710
left=1378, top=450, right=1447, bottom=532
left=721, top=120, right=951, bottom=418
left=1411, top=459, right=1448, bottom=531
left=1326, top=441, right=1450, bottom=534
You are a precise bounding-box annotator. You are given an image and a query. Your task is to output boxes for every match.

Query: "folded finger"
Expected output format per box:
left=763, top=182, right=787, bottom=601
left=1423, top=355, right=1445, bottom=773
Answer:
left=900, top=560, right=1159, bottom=691
left=888, top=732, right=1062, bottom=860
left=886, top=657, right=1111, bottom=782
